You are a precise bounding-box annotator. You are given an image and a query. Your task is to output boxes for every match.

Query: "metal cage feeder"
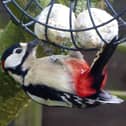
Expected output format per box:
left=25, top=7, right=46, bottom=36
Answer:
left=1, top=0, right=126, bottom=51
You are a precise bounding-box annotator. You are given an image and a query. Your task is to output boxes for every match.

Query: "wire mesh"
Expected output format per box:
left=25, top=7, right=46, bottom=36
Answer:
left=2, top=0, right=126, bottom=51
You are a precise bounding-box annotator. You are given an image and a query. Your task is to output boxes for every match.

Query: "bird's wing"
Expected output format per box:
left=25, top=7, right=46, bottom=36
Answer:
left=22, top=84, right=84, bottom=107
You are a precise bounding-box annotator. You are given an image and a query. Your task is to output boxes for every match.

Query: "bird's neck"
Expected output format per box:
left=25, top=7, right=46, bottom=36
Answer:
left=22, top=54, right=36, bottom=69
left=7, top=56, right=36, bottom=84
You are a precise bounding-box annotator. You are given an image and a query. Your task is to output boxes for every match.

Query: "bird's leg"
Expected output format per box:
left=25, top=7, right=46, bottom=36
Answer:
left=49, top=55, right=65, bottom=66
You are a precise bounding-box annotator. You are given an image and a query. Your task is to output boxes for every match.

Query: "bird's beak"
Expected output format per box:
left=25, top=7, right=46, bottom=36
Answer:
left=26, top=39, right=40, bottom=58
left=26, top=39, right=40, bottom=53
left=27, top=39, right=40, bottom=49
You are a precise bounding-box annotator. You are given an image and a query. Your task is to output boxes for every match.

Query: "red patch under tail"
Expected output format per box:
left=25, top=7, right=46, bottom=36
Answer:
left=66, top=59, right=107, bottom=97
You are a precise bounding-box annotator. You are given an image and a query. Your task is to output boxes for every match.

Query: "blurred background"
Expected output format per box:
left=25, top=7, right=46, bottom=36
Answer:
left=0, top=0, right=126, bottom=126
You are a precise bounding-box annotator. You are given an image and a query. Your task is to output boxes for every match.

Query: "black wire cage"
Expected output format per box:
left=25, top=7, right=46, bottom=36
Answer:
left=1, top=0, right=126, bottom=51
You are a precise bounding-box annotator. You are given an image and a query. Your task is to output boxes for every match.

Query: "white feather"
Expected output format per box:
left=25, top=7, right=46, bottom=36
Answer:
left=24, top=55, right=75, bottom=93
left=4, top=48, right=26, bottom=68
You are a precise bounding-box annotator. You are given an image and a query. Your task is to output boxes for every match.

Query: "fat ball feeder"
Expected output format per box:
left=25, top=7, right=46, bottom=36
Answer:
left=2, top=0, right=126, bottom=49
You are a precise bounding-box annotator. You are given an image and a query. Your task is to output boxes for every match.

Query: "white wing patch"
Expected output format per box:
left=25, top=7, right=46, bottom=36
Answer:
left=27, top=92, right=72, bottom=107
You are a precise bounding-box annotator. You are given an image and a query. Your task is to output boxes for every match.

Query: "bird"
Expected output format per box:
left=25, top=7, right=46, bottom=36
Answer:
left=1, top=39, right=123, bottom=108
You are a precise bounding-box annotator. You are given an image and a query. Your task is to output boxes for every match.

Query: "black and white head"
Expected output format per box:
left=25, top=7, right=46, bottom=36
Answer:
left=1, top=39, right=39, bottom=83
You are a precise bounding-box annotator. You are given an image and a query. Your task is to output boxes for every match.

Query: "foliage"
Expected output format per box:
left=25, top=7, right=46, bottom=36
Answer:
left=0, top=0, right=58, bottom=125
left=0, top=22, right=31, bottom=126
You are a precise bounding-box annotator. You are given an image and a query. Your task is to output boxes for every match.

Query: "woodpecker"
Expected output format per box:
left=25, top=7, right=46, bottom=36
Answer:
left=1, top=39, right=123, bottom=108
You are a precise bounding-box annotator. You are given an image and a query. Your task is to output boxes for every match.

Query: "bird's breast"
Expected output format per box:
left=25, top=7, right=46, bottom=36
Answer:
left=24, top=59, right=75, bottom=93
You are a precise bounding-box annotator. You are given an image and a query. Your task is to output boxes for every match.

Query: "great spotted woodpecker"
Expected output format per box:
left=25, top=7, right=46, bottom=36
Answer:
left=1, top=39, right=123, bottom=108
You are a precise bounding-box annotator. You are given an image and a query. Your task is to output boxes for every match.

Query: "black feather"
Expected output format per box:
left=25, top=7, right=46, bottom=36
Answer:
left=1, top=43, right=20, bottom=61
left=22, top=84, right=86, bottom=107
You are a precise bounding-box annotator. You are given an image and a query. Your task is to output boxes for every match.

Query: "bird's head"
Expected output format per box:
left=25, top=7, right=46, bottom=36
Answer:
left=1, top=39, right=39, bottom=73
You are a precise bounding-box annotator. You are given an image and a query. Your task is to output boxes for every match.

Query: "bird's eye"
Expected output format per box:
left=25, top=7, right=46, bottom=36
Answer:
left=14, top=48, right=23, bottom=54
